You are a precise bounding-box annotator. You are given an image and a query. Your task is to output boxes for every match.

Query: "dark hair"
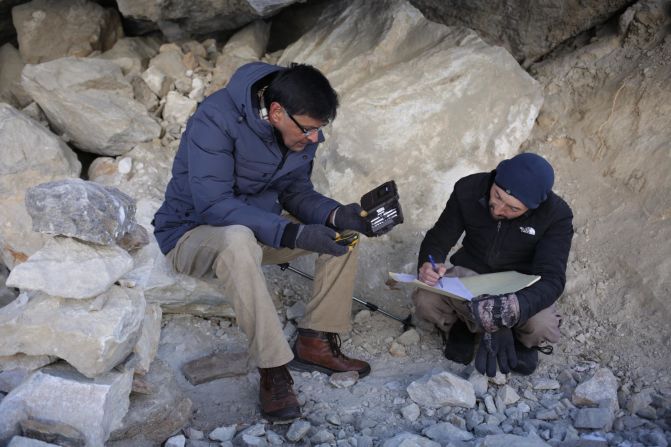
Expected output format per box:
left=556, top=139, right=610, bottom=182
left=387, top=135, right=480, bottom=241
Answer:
left=263, top=63, right=339, bottom=123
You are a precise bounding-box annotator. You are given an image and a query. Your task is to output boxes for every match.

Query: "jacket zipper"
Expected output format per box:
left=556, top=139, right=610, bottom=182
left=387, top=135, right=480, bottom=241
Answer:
left=488, top=220, right=502, bottom=266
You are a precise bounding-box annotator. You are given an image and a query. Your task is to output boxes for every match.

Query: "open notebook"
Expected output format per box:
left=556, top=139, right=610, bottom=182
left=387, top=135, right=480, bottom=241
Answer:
left=389, top=271, right=541, bottom=301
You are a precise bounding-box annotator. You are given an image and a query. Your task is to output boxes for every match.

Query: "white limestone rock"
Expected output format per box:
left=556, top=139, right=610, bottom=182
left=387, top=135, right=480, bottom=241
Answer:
left=0, top=363, right=133, bottom=446
left=163, top=91, right=197, bottom=126
left=0, top=287, right=145, bottom=378
left=6, top=237, right=133, bottom=299
left=407, top=371, right=476, bottom=409
left=0, top=103, right=81, bottom=269
left=11, top=0, right=124, bottom=64
left=21, top=57, right=161, bottom=156
left=132, top=303, right=162, bottom=375
left=98, top=36, right=160, bottom=76
left=207, top=20, right=270, bottom=95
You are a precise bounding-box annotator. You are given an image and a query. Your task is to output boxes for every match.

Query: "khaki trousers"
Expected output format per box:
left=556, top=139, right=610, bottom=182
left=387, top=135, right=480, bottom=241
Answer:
left=412, top=266, right=561, bottom=348
left=167, top=224, right=358, bottom=368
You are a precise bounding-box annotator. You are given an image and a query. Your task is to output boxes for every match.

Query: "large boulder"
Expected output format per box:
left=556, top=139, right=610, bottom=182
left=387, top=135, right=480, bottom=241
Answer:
left=0, top=363, right=133, bottom=446
left=408, top=0, right=633, bottom=62
left=279, top=0, right=543, bottom=295
left=0, top=103, right=81, bottom=269
left=0, top=286, right=145, bottom=378
left=115, top=0, right=298, bottom=39
left=0, top=43, right=30, bottom=107
left=11, top=0, right=123, bottom=64
left=25, top=179, right=137, bottom=246
left=21, top=57, right=161, bottom=156
left=6, top=237, right=134, bottom=299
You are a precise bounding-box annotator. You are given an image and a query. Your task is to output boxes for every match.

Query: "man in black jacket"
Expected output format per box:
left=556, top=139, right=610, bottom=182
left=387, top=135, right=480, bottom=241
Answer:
left=414, top=152, right=573, bottom=376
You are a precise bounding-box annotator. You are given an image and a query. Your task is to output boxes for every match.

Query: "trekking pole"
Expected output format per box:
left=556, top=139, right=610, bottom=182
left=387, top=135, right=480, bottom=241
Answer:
left=278, top=263, right=414, bottom=330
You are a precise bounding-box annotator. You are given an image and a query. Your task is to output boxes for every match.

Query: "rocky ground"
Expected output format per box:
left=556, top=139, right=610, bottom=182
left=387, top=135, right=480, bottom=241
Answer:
left=115, top=268, right=671, bottom=447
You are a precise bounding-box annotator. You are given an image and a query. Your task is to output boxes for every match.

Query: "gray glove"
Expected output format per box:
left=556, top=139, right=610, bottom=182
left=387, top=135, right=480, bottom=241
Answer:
left=295, top=224, right=348, bottom=256
left=474, top=328, right=518, bottom=377
left=333, top=203, right=374, bottom=236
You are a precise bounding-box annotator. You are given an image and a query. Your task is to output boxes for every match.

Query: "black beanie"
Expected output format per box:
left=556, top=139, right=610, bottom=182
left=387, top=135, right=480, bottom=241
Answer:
left=494, top=153, right=554, bottom=209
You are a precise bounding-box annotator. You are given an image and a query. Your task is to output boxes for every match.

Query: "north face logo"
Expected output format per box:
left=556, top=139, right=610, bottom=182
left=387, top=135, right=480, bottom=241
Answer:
left=520, top=226, right=536, bottom=235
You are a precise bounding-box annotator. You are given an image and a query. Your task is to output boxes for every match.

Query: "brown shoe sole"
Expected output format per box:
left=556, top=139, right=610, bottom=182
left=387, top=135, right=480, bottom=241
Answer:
left=288, top=357, right=371, bottom=378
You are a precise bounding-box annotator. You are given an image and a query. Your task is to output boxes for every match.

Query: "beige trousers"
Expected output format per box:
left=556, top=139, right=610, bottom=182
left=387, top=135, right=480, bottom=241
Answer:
left=167, top=224, right=358, bottom=368
left=412, top=266, right=561, bottom=348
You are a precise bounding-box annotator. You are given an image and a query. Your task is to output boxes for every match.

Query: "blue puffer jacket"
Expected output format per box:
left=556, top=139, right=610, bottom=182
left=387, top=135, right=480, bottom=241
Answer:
left=153, top=62, right=341, bottom=254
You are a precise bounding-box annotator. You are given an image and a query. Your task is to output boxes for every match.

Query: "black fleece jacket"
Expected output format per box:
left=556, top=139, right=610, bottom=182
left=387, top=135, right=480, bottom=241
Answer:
left=418, top=171, right=574, bottom=324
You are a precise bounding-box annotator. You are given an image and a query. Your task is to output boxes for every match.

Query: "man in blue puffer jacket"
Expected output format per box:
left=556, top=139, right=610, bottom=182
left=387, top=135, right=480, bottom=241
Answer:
left=154, top=62, right=374, bottom=422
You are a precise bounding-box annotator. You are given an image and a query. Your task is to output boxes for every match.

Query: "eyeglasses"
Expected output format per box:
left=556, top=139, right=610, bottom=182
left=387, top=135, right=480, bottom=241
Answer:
left=284, top=108, right=327, bottom=137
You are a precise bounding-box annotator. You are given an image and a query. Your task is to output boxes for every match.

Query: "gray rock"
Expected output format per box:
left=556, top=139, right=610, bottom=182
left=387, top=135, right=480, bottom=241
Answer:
left=99, top=36, right=160, bottom=76
left=474, top=423, right=504, bottom=437
left=163, top=91, right=197, bottom=125
left=422, top=421, right=474, bottom=443
left=573, top=407, right=615, bottom=431
left=286, top=420, right=310, bottom=442
left=241, top=423, right=265, bottom=437
left=132, top=303, right=162, bottom=375
left=115, top=0, right=294, bottom=38
left=532, top=378, right=561, bottom=390
left=476, top=434, right=550, bottom=446
left=21, top=57, right=161, bottom=155
left=408, top=0, right=631, bottom=62
left=498, top=385, right=521, bottom=405
left=0, top=103, right=81, bottom=269
left=241, top=434, right=267, bottom=447
left=165, top=434, right=186, bottom=447
left=401, top=403, right=420, bottom=422
left=12, top=0, right=123, bottom=64
left=7, top=436, right=61, bottom=446
left=397, top=328, right=420, bottom=346
left=265, top=429, right=283, bottom=445
left=0, top=43, right=30, bottom=107
left=109, top=360, right=192, bottom=443
left=572, top=368, right=619, bottom=411
left=0, top=287, right=145, bottom=378
left=209, top=424, right=237, bottom=442
left=407, top=371, right=476, bottom=409
left=25, top=179, right=137, bottom=245
left=286, top=301, right=306, bottom=321
left=311, top=429, right=335, bottom=443
left=0, top=363, right=133, bottom=446
left=469, top=371, right=489, bottom=397
left=6, top=237, right=134, bottom=299
left=381, top=432, right=440, bottom=447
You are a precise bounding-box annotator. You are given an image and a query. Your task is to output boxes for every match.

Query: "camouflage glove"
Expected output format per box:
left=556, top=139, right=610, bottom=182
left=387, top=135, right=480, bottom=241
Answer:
left=469, top=293, right=520, bottom=333
left=474, top=328, right=518, bottom=377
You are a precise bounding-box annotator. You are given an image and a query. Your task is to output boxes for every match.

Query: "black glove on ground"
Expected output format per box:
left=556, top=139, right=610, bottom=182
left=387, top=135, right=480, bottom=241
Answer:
left=474, top=328, right=518, bottom=377
left=469, top=293, right=520, bottom=333
left=294, top=224, right=348, bottom=257
left=333, top=203, right=374, bottom=236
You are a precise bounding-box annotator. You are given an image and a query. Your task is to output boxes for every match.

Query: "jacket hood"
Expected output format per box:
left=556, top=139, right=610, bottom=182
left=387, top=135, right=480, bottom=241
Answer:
left=227, top=62, right=285, bottom=137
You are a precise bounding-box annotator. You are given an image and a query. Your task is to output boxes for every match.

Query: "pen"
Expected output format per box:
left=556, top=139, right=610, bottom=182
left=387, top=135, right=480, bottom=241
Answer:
left=428, top=255, right=444, bottom=288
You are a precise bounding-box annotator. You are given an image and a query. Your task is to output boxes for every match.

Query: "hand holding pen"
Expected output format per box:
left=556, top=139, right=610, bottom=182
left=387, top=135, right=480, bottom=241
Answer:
left=418, top=255, right=446, bottom=287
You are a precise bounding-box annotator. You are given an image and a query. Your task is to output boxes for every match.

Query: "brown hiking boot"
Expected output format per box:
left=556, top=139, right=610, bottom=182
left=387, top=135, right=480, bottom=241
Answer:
left=258, top=365, right=301, bottom=423
left=289, top=328, right=371, bottom=377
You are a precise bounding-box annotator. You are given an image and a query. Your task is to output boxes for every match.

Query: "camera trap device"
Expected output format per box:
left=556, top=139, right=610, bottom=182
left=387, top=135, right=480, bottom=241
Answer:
left=360, top=180, right=404, bottom=235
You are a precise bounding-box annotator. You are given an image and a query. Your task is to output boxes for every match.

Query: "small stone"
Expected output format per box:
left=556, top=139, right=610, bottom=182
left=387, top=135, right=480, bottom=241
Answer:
left=532, top=378, right=561, bottom=390
left=185, top=427, right=204, bottom=440
left=241, top=423, right=265, bottom=437
left=326, top=412, right=342, bottom=425
left=286, top=420, right=311, bottom=442
left=401, top=403, right=420, bottom=422
left=354, top=310, right=371, bottom=324
left=311, top=429, right=335, bottom=443
left=498, top=385, right=520, bottom=405
left=330, top=371, right=359, bottom=388
left=165, top=434, right=186, bottom=447
left=489, top=372, right=507, bottom=385
left=286, top=302, right=306, bottom=321
left=209, top=425, right=237, bottom=442
left=484, top=395, right=497, bottom=414
left=397, top=329, right=420, bottom=346
left=389, top=341, right=406, bottom=357
left=265, top=429, right=283, bottom=445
